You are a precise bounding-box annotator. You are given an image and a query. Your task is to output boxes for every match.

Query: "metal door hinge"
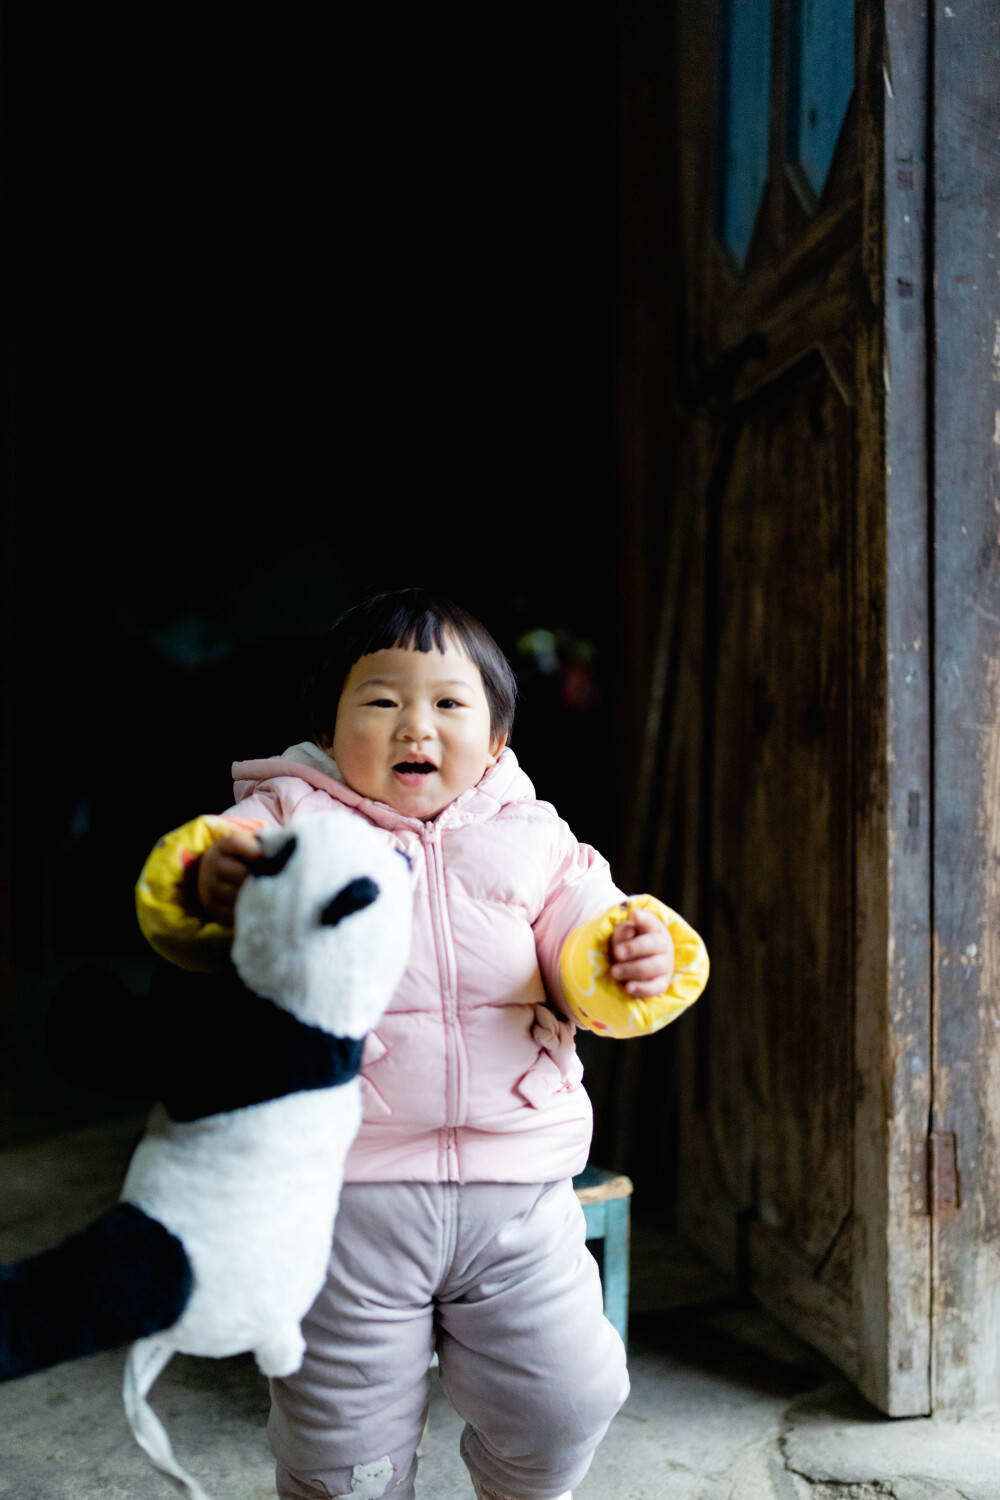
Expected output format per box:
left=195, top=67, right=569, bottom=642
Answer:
left=909, top=1132, right=960, bottom=1217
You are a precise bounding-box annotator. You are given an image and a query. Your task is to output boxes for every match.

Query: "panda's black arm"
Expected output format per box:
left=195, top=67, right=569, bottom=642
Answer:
left=149, top=960, right=365, bottom=1122
left=46, top=961, right=364, bottom=1121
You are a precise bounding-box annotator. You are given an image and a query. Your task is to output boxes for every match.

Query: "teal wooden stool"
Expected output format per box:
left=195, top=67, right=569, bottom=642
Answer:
left=573, top=1166, right=633, bottom=1347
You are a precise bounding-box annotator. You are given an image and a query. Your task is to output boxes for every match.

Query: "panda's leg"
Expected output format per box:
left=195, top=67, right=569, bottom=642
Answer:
left=0, top=1201, right=191, bottom=1382
left=255, top=1325, right=307, bottom=1379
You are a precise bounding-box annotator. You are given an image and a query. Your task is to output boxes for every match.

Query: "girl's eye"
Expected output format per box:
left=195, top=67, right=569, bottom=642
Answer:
left=437, top=698, right=461, bottom=709
left=366, top=698, right=397, bottom=708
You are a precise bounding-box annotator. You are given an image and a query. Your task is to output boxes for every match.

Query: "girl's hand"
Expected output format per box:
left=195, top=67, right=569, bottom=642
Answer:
left=196, top=832, right=262, bottom=926
left=609, top=906, right=675, bottom=998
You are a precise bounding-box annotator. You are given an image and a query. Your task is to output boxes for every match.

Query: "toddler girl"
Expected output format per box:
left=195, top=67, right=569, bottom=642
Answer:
left=136, top=588, right=707, bottom=1500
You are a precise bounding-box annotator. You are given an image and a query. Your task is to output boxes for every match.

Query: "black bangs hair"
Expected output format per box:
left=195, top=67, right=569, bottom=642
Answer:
left=304, top=589, right=518, bottom=746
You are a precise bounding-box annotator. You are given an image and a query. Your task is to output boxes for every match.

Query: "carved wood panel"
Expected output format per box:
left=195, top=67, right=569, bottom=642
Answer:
left=709, top=356, right=854, bottom=1280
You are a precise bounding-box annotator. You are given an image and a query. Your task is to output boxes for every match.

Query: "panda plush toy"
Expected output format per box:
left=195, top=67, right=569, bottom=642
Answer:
left=0, top=812, right=413, bottom=1500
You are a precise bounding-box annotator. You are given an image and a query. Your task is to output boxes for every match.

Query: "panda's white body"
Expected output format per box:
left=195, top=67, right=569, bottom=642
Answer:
left=121, top=1081, right=361, bottom=1374
left=116, top=810, right=413, bottom=1500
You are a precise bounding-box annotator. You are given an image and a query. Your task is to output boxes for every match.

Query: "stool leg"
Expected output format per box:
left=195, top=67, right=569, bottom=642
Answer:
left=600, top=1199, right=630, bottom=1347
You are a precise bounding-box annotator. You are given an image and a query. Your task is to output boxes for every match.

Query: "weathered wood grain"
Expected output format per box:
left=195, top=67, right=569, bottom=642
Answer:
left=709, top=358, right=855, bottom=1294
left=657, top=0, right=937, bottom=1417
left=931, top=0, right=1000, bottom=1415
left=749, top=1218, right=861, bottom=1384
left=617, top=0, right=1000, bottom=1417
left=849, top=0, right=933, bottom=1416
left=722, top=195, right=863, bottom=404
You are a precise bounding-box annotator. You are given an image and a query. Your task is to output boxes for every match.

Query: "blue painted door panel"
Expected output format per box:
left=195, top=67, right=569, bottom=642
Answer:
left=717, top=0, right=773, bottom=264
left=787, top=0, right=855, bottom=201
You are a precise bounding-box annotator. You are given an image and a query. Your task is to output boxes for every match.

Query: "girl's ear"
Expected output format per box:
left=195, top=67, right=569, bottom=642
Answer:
left=489, top=732, right=508, bottom=762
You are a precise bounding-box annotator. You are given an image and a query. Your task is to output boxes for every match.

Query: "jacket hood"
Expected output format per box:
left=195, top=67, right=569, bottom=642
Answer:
left=231, top=743, right=537, bottom=832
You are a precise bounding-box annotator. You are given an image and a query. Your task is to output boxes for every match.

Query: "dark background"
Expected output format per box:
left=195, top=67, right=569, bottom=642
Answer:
left=1, top=7, right=655, bottom=1153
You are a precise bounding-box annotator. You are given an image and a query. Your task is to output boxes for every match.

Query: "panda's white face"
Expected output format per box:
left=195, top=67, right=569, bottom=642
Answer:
left=230, top=813, right=413, bottom=1037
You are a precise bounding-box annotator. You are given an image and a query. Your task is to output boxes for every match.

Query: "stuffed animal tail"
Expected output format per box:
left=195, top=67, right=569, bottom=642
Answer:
left=124, top=1337, right=214, bottom=1500
left=0, top=1202, right=192, bottom=1382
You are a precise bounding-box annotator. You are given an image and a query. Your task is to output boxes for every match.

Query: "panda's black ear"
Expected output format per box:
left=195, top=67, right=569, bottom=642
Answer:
left=254, top=835, right=297, bottom=878
left=320, top=877, right=380, bottom=926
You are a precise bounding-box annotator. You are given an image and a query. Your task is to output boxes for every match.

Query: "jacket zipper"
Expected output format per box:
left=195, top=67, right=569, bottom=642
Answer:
left=422, top=822, right=465, bottom=1178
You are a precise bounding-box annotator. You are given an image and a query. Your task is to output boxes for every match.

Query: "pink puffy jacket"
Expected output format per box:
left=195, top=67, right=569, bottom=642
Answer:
left=221, top=743, right=626, bottom=1184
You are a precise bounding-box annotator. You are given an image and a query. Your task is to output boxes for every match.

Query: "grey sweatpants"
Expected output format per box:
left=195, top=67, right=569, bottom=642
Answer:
left=267, top=1179, right=629, bottom=1500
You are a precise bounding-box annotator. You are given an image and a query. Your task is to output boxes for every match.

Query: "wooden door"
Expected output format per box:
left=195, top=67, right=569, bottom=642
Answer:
left=930, top=0, right=1000, bottom=1412
left=618, top=0, right=941, bottom=1415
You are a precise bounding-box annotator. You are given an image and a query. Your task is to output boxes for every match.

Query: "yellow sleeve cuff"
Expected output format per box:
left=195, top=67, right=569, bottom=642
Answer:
left=134, top=814, right=263, bottom=971
left=559, top=894, right=709, bottom=1038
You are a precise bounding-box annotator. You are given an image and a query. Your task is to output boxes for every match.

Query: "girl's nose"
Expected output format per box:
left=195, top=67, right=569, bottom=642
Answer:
left=395, top=706, right=432, bottom=742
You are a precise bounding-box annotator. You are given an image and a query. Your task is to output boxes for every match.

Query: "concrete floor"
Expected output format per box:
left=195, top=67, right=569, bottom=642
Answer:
left=1, top=1118, right=998, bottom=1500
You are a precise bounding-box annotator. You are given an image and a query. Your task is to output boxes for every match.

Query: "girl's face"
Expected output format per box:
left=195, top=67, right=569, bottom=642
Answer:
left=327, top=639, right=506, bottom=820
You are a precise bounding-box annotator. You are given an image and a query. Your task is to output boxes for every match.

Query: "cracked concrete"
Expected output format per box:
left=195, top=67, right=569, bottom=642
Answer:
left=0, top=1120, right=998, bottom=1499
left=780, top=1382, right=1000, bottom=1500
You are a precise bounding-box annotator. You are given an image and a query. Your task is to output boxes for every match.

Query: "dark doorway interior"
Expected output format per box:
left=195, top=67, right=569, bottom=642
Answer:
left=1, top=9, right=631, bottom=1146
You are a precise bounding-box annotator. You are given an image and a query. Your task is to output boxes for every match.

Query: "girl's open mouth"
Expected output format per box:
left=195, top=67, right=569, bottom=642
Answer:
left=393, top=761, right=436, bottom=779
